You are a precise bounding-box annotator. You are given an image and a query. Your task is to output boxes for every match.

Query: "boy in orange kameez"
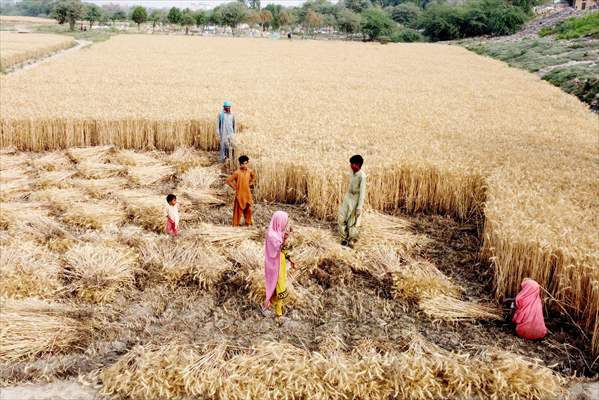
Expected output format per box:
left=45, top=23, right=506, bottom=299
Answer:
left=226, top=155, right=256, bottom=226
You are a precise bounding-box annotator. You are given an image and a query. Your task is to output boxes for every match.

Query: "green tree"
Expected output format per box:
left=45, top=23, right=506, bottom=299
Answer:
left=131, top=6, right=147, bottom=31
left=360, top=7, right=395, bottom=40
left=344, top=0, right=371, bottom=13
left=84, top=4, right=102, bottom=29
left=194, top=10, right=208, bottom=29
left=389, top=3, right=421, bottom=26
left=51, top=0, right=83, bottom=31
left=304, top=9, right=322, bottom=34
left=391, top=26, right=423, bottom=41
left=149, top=10, right=163, bottom=33
left=110, top=9, right=127, bottom=25
left=180, top=12, right=195, bottom=34
left=259, top=9, right=273, bottom=30
left=264, top=3, right=282, bottom=29
left=167, top=6, right=182, bottom=24
left=221, top=2, right=248, bottom=31
left=337, top=8, right=361, bottom=34
left=16, top=0, right=54, bottom=17
left=278, top=10, right=291, bottom=29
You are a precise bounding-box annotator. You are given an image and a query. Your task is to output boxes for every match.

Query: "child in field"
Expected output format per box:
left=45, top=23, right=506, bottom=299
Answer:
left=338, top=154, right=366, bottom=247
left=226, top=155, right=256, bottom=226
left=263, top=211, right=295, bottom=321
left=165, top=194, right=179, bottom=237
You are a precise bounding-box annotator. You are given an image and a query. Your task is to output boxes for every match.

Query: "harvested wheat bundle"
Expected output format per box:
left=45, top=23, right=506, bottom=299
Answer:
left=419, top=294, right=502, bottom=322
left=186, top=223, right=260, bottom=246
left=228, top=240, right=263, bottom=271
left=0, top=201, right=46, bottom=230
left=63, top=242, right=139, bottom=303
left=0, top=240, right=62, bottom=299
left=30, top=152, right=72, bottom=171
left=115, top=189, right=165, bottom=232
left=62, top=200, right=126, bottom=230
left=290, top=225, right=358, bottom=272
left=166, top=147, right=214, bottom=173
left=128, top=164, right=176, bottom=186
left=0, top=299, right=88, bottom=364
left=67, top=145, right=114, bottom=163
left=115, top=149, right=158, bottom=166
left=357, top=211, right=430, bottom=257
left=183, top=188, right=226, bottom=206
left=0, top=169, right=32, bottom=201
left=30, top=188, right=88, bottom=213
left=35, top=170, right=76, bottom=189
left=245, top=267, right=301, bottom=307
left=77, top=161, right=127, bottom=179
left=0, top=153, right=30, bottom=170
left=180, top=166, right=221, bottom=190
left=392, top=260, right=461, bottom=301
left=141, top=238, right=230, bottom=289
left=68, top=177, right=129, bottom=198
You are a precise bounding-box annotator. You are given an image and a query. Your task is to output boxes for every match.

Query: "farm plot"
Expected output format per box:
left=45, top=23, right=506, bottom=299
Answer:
left=0, top=31, right=75, bottom=71
left=0, top=35, right=597, bottom=354
left=0, top=147, right=588, bottom=398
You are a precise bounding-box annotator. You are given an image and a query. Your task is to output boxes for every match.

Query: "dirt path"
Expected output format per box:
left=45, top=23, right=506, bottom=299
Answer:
left=4, top=39, right=91, bottom=75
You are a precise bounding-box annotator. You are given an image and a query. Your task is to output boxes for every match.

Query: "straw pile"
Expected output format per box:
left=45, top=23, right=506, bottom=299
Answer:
left=115, top=149, right=158, bottom=166
left=100, top=337, right=562, bottom=400
left=165, top=147, right=213, bottom=173
left=0, top=299, right=88, bottom=363
left=179, top=166, right=224, bottom=206
left=0, top=168, right=31, bottom=201
left=67, top=145, right=114, bottom=163
left=30, top=188, right=88, bottom=213
left=62, top=242, right=139, bottom=303
left=62, top=200, right=126, bottom=230
left=0, top=240, right=61, bottom=299
left=186, top=223, right=260, bottom=246
left=290, top=225, right=359, bottom=272
left=391, top=260, right=461, bottom=301
left=116, top=190, right=165, bottom=232
left=419, top=295, right=503, bottom=322
left=77, top=161, right=127, bottom=179
left=141, top=238, right=230, bottom=289
left=35, top=170, right=76, bottom=188
left=228, top=239, right=263, bottom=271
left=30, top=152, right=72, bottom=171
left=68, top=177, right=129, bottom=198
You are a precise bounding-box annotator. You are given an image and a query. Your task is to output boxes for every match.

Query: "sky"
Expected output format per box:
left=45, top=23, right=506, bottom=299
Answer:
left=84, top=0, right=319, bottom=10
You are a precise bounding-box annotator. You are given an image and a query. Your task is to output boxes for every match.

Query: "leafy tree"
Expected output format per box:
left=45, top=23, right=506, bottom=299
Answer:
left=264, top=4, right=283, bottom=29
left=344, top=0, right=371, bottom=13
left=416, top=4, right=463, bottom=40
left=220, top=2, right=248, bottom=31
left=180, top=13, right=195, bottom=34
left=84, top=4, right=102, bottom=29
left=51, top=0, right=83, bottom=31
left=15, top=0, right=54, bottom=17
left=110, top=9, right=127, bottom=25
left=259, top=9, right=273, bottom=30
left=209, top=7, right=223, bottom=25
left=131, top=6, right=147, bottom=31
left=360, top=7, right=395, bottom=40
left=278, top=10, right=291, bottom=29
left=149, top=10, right=163, bottom=33
left=389, top=3, right=421, bottom=26
left=304, top=9, right=322, bottom=33
left=194, top=10, right=208, bottom=28
left=391, top=26, right=424, bottom=41
left=337, top=7, right=361, bottom=34
left=167, top=6, right=182, bottom=24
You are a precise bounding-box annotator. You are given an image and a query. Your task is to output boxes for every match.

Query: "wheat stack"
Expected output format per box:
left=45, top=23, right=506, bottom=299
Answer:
left=0, top=299, right=88, bottom=364
left=289, top=225, right=359, bottom=272
left=77, top=161, right=127, bottom=179
left=391, top=260, right=462, bottom=301
left=0, top=168, right=31, bottom=201
left=141, top=238, right=230, bottom=289
left=30, top=152, right=72, bottom=171
left=127, top=164, right=176, bottom=186
left=186, top=223, right=260, bottom=246
left=0, top=240, right=61, bottom=299
left=35, top=170, right=76, bottom=188
left=228, top=240, right=263, bottom=271
left=62, top=200, right=126, bottom=230
left=115, top=149, right=158, bottom=166
left=68, top=177, right=129, bottom=198
left=179, top=166, right=224, bottom=206
left=419, top=294, right=503, bottom=322
left=30, top=187, right=88, bottom=213
left=166, top=147, right=214, bottom=173
left=62, top=242, right=139, bottom=303
left=115, top=189, right=165, bottom=232
left=67, top=145, right=114, bottom=163
left=0, top=201, right=46, bottom=231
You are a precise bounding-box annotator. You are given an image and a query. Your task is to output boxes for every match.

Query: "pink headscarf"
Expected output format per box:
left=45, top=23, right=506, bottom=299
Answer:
left=512, top=279, right=547, bottom=340
left=264, top=211, right=288, bottom=308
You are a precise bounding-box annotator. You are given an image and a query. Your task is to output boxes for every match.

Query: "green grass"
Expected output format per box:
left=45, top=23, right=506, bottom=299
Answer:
left=34, top=24, right=114, bottom=43
left=543, top=64, right=599, bottom=107
left=539, top=12, right=599, bottom=39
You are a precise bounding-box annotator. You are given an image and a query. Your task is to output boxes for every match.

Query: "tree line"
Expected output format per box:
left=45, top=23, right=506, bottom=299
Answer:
left=0, top=0, right=540, bottom=42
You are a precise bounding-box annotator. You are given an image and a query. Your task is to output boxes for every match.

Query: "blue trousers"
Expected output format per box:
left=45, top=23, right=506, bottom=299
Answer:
left=220, top=137, right=232, bottom=162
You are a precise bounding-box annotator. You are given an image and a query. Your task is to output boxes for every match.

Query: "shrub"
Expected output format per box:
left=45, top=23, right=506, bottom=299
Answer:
left=361, top=7, right=396, bottom=40
left=389, top=3, right=422, bottom=27
left=391, top=27, right=425, bottom=42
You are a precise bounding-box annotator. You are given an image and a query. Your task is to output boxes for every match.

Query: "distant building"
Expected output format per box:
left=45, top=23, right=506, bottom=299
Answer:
left=571, top=0, right=597, bottom=10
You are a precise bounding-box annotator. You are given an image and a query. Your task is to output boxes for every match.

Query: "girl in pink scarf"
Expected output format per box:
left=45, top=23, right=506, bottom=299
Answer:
left=512, top=278, right=547, bottom=340
left=262, top=211, right=293, bottom=319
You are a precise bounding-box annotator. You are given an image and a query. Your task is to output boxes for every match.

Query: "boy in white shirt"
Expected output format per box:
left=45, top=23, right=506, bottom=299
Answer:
left=165, top=194, right=180, bottom=237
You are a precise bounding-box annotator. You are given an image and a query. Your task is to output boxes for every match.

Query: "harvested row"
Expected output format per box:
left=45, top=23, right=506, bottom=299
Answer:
left=100, top=338, right=563, bottom=400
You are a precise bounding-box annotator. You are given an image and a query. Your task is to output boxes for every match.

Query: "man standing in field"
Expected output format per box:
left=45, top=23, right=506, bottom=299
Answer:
left=338, top=155, right=366, bottom=247
left=217, top=101, right=236, bottom=162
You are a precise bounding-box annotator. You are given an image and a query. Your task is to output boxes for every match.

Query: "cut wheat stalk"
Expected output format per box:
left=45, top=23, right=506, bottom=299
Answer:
left=419, top=294, right=502, bottom=322
left=62, top=200, right=126, bottom=230
left=67, top=145, right=115, bottom=163
left=77, top=161, right=127, bottom=179
left=186, top=223, right=260, bottom=246
left=392, top=259, right=462, bottom=301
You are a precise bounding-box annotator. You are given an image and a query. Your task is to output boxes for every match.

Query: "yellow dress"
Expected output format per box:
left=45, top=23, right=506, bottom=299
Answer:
left=273, top=249, right=288, bottom=317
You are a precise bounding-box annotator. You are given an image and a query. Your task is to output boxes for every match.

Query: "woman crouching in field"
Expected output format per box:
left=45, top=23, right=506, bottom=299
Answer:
left=505, top=278, right=547, bottom=340
left=262, top=211, right=294, bottom=322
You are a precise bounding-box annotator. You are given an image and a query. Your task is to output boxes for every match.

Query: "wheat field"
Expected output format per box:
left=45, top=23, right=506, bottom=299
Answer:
left=0, top=35, right=597, bottom=353
left=0, top=32, right=75, bottom=70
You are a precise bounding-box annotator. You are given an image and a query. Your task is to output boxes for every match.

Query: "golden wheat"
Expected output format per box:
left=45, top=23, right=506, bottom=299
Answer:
left=0, top=32, right=75, bottom=70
